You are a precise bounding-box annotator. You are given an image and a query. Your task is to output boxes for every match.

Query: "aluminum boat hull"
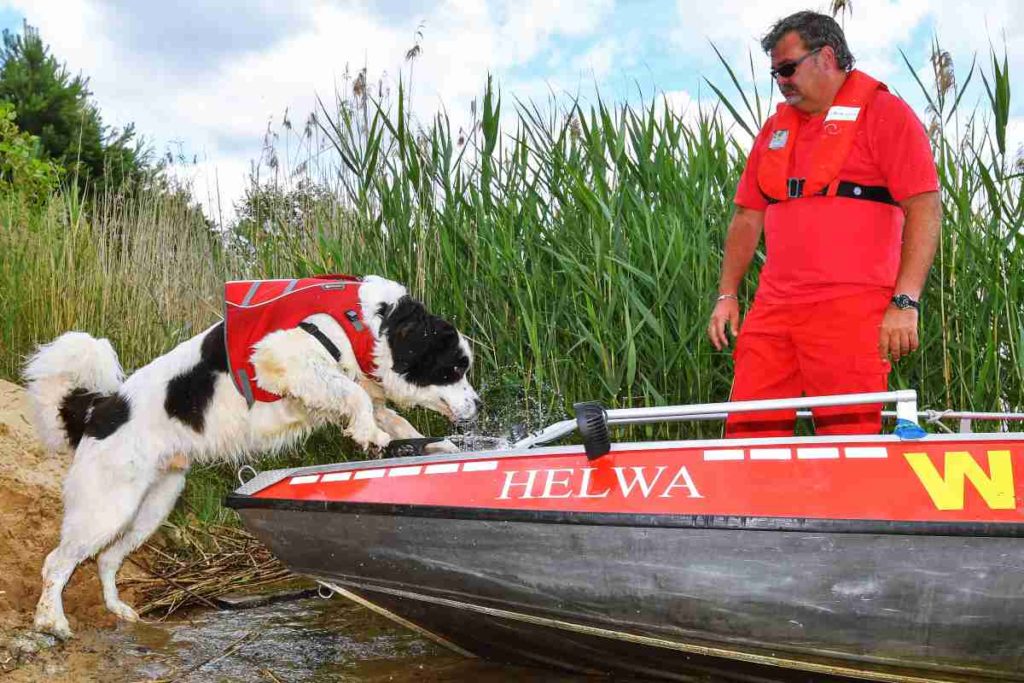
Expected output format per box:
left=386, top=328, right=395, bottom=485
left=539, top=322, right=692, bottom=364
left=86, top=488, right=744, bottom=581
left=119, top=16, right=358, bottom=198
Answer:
left=228, top=430, right=1024, bottom=682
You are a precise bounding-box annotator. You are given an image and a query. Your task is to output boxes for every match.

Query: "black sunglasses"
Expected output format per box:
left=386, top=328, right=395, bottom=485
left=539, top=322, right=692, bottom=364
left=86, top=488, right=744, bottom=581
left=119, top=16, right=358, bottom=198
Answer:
left=770, top=47, right=822, bottom=80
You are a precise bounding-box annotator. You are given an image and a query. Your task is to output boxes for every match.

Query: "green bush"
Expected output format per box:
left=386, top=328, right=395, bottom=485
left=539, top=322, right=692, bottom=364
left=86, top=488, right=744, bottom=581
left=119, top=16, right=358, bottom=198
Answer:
left=0, top=101, right=60, bottom=203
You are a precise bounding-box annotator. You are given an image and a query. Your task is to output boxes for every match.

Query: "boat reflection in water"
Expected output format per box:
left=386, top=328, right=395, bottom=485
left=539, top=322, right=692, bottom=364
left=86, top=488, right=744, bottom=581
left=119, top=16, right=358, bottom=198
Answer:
left=228, top=391, right=1024, bottom=682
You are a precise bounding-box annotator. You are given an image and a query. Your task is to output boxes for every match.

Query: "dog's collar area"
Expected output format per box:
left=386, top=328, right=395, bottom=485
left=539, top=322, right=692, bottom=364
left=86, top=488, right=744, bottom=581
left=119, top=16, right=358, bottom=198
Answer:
left=298, top=322, right=342, bottom=362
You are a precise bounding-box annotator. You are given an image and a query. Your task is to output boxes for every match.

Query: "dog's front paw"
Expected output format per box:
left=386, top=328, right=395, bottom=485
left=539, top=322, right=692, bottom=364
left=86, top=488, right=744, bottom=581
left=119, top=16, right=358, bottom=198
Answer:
left=107, top=599, right=140, bottom=623
left=347, top=423, right=392, bottom=454
left=424, top=439, right=460, bottom=455
left=367, top=429, right=392, bottom=457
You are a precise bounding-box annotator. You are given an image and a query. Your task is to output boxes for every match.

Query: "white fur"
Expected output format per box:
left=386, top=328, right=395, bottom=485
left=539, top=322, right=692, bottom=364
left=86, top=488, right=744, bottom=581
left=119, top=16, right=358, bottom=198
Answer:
left=25, top=276, right=478, bottom=639
left=23, top=332, right=124, bottom=453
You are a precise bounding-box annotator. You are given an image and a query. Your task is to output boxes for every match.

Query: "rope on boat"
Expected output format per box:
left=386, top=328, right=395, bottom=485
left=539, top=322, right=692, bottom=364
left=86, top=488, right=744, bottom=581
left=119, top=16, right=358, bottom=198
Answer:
left=317, top=580, right=477, bottom=659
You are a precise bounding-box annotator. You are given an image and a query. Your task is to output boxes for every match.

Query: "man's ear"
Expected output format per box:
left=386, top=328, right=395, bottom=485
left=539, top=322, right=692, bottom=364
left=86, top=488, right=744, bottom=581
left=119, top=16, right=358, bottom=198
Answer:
left=821, top=45, right=836, bottom=70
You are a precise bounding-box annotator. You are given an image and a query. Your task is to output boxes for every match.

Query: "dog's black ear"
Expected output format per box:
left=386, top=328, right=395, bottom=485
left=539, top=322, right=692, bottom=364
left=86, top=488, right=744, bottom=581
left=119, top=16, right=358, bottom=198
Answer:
left=380, top=297, right=429, bottom=374
left=380, top=296, right=467, bottom=386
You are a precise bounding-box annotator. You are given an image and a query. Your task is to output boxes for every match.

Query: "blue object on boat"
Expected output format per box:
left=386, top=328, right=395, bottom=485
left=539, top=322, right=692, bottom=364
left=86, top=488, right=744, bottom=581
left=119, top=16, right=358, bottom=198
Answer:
left=894, top=418, right=927, bottom=439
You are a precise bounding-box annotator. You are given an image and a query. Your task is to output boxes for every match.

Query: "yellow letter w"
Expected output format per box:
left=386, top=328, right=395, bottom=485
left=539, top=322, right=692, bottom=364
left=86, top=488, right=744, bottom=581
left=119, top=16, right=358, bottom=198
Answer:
left=905, top=451, right=1015, bottom=511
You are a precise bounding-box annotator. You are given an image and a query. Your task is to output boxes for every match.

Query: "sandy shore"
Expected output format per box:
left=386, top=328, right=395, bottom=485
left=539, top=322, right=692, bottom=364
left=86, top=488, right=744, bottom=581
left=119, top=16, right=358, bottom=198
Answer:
left=0, top=378, right=139, bottom=680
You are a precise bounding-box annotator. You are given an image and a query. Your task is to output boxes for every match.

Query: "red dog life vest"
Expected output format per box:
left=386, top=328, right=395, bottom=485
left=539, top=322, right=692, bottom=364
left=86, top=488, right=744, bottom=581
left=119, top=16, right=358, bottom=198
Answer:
left=224, top=275, right=378, bottom=406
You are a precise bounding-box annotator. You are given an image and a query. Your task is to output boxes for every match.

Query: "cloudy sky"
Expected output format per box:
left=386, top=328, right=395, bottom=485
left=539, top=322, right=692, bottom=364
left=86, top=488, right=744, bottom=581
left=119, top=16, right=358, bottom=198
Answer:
left=1, top=0, right=1021, bottom=223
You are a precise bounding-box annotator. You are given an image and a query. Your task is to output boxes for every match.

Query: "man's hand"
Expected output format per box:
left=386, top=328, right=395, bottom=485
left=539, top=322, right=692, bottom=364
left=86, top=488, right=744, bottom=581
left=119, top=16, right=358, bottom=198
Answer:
left=708, top=298, right=741, bottom=350
left=709, top=207, right=763, bottom=351
left=878, top=305, right=919, bottom=361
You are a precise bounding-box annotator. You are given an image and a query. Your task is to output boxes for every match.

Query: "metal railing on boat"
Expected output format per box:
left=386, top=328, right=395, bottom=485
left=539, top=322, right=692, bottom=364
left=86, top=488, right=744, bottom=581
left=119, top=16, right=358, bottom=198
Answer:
left=513, top=390, right=1024, bottom=449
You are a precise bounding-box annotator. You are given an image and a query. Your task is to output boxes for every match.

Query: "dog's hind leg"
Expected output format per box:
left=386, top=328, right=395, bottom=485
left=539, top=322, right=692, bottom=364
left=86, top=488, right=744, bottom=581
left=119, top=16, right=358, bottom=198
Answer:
left=96, top=471, right=186, bottom=622
left=35, top=459, right=150, bottom=639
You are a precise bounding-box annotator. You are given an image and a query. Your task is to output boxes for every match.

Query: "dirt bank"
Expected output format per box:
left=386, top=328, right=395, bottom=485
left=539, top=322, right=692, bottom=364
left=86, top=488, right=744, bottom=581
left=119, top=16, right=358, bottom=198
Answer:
left=0, top=378, right=137, bottom=679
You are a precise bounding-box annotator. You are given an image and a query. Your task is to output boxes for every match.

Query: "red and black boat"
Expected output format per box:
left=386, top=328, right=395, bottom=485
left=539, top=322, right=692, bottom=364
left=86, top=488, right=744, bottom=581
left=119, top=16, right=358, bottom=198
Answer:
left=227, top=391, right=1024, bottom=682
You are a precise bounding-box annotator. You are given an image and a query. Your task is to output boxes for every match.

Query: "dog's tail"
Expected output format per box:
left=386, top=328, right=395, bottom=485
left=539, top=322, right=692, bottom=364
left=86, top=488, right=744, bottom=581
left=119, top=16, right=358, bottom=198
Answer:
left=22, top=332, right=125, bottom=453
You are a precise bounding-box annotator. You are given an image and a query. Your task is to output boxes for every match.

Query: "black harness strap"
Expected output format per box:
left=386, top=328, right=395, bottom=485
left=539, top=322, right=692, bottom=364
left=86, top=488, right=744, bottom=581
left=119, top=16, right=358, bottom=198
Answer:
left=298, top=322, right=341, bottom=362
left=762, top=180, right=898, bottom=206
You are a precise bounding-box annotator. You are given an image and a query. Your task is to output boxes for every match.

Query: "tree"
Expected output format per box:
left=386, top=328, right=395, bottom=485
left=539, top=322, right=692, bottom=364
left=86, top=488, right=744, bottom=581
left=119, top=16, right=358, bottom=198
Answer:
left=0, top=21, right=150, bottom=194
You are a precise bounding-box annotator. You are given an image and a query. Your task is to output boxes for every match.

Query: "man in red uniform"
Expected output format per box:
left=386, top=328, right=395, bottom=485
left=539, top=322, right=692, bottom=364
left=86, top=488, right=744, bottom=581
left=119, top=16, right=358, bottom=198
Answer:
left=706, top=11, right=942, bottom=437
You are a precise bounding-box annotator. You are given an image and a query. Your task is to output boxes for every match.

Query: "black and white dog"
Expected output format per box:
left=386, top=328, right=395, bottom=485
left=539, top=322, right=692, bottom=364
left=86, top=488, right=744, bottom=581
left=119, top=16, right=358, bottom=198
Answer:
left=24, top=275, right=479, bottom=638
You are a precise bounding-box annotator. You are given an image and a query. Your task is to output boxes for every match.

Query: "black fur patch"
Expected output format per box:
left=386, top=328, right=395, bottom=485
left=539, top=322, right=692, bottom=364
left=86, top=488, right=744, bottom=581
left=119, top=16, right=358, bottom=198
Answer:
left=59, top=388, right=131, bottom=448
left=165, top=323, right=228, bottom=433
left=378, top=297, right=470, bottom=387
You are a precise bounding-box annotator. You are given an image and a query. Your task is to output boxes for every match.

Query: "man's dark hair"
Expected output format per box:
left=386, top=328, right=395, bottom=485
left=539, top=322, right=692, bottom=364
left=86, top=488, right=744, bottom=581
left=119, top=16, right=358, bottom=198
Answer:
left=761, top=11, right=855, bottom=71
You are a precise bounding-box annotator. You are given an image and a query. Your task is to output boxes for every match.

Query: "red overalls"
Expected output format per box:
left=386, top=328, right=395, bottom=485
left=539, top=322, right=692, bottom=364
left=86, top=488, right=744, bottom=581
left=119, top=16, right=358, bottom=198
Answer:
left=726, top=71, right=938, bottom=437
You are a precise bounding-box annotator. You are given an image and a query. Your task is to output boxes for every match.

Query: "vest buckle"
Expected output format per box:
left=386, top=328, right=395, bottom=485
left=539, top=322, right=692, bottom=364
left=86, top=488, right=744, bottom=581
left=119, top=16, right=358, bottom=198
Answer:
left=345, top=309, right=365, bottom=332
left=787, top=177, right=805, bottom=198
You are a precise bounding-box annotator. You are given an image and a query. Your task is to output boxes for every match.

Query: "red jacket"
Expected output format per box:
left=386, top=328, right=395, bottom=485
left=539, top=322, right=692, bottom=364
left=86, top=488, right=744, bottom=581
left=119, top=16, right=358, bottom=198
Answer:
left=224, top=275, right=377, bottom=405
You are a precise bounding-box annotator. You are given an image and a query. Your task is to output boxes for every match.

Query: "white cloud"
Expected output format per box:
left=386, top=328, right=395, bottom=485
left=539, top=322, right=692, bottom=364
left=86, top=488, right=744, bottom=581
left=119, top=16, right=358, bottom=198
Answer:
left=6, top=0, right=616, bottom=223
left=571, top=38, right=620, bottom=80
left=661, top=89, right=699, bottom=124
left=4, top=0, right=1020, bottom=224
left=1006, top=115, right=1024, bottom=164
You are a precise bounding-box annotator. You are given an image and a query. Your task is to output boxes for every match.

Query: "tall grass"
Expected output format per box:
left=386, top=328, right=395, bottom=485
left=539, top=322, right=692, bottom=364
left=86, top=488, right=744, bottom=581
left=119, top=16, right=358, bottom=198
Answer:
left=241, top=81, right=752, bottom=440
left=255, top=58, right=1022, bottom=426
left=1, top=44, right=1020, bottom=476
left=920, top=48, right=1024, bottom=412
left=0, top=185, right=228, bottom=376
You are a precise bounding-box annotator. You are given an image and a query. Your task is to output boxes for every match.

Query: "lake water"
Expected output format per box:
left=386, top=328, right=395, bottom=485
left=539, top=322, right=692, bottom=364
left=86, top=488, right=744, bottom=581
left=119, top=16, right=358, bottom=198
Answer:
left=109, top=594, right=595, bottom=682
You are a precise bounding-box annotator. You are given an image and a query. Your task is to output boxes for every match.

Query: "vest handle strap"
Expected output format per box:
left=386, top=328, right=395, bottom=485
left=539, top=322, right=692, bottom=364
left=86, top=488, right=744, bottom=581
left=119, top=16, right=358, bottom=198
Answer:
left=298, top=322, right=342, bottom=362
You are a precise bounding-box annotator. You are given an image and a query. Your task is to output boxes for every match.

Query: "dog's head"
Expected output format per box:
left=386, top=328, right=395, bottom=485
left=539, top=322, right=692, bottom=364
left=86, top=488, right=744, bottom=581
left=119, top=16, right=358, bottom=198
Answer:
left=376, top=297, right=480, bottom=422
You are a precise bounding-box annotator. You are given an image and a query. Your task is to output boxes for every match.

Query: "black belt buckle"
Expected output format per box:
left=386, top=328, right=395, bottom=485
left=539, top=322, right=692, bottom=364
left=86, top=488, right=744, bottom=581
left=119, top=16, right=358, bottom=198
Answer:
left=787, top=177, right=805, bottom=198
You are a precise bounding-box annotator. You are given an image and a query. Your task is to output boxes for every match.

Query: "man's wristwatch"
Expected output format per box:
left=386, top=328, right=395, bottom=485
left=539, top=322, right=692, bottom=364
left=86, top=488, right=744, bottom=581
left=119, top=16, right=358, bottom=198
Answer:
left=890, top=294, right=920, bottom=311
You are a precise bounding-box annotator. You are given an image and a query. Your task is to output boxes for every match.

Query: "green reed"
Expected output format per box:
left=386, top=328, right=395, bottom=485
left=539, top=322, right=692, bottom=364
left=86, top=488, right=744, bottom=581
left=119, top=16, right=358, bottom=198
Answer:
left=0, top=184, right=230, bottom=377
left=2, top=47, right=1020, bottom=443
left=266, top=79, right=751, bottom=437
left=273, top=66, right=1022, bottom=431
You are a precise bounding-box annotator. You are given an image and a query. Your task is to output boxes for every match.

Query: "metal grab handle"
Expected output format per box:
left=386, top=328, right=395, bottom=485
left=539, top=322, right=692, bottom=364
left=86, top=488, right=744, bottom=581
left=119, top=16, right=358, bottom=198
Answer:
left=237, top=465, right=258, bottom=485
left=513, top=391, right=920, bottom=449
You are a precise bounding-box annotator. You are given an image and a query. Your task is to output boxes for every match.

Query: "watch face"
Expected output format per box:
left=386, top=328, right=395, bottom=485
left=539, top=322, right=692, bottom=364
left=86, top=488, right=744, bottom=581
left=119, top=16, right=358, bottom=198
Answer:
left=892, top=294, right=917, bottom=310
